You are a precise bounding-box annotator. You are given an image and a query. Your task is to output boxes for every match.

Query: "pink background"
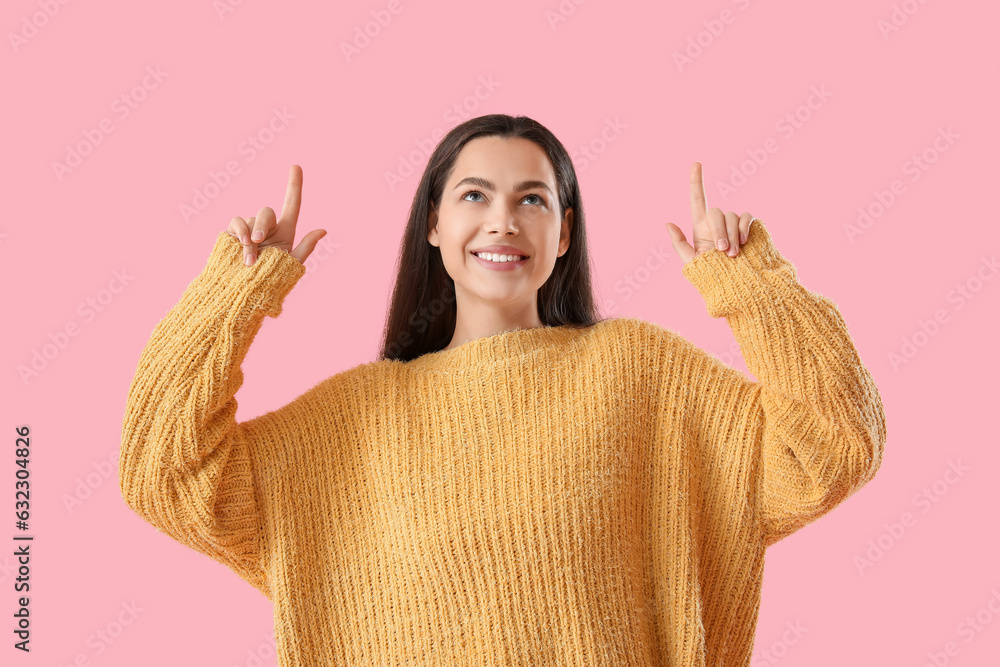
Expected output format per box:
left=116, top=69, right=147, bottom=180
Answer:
left=4, top=0, right=998, bottom=665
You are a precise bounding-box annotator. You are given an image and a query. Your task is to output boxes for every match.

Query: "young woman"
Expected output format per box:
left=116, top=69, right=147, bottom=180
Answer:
left=120, top=114, right=885, bottom=666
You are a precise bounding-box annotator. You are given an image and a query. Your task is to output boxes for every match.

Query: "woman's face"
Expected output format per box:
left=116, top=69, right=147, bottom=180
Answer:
left=427, top=136, right=573, bottom=313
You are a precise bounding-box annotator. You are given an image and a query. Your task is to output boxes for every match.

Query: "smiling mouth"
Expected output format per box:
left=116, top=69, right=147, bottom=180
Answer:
left=472, top=251, right=529, bottom=263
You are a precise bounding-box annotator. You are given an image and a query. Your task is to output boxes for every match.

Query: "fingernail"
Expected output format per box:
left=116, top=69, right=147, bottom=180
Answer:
left=728, top=245, right=738, bottom=257
left=716, top=237, right=728, bottom=251
left=740, top=232, right=747, bottom=245
left=245, top=253, right=254, bottom=266
left=252, top=230, right=263, bottom=241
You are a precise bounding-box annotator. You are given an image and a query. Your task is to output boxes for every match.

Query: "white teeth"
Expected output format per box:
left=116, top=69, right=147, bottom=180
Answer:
left=475, top=252, right=525, bottom=263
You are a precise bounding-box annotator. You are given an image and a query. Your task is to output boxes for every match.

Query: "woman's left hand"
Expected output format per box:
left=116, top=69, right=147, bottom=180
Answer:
left=665, top=161, right=755, bottom=266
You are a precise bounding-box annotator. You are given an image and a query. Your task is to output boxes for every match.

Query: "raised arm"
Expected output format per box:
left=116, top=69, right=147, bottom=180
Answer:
left=119, top=232, right=305, bottom=595
left=665, top=163, right=886, bottom=547
left=119, top=165, right=325, bottom=594
left=677, top=218, right=886, bottom=547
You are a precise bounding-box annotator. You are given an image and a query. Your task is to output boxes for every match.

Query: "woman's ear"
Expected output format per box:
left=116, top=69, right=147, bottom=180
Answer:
left=427, top=204, right=439, bottom=247
left=558, top=207, right=573, bottom=256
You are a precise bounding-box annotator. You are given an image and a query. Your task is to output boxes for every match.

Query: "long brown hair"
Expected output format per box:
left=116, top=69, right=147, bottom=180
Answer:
left=378, top=114, right=604, bottom=362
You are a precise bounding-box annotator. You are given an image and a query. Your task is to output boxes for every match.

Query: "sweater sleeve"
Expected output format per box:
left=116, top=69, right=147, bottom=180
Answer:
left=118, top=232, right=306, bottom=597
left=678, top=219, right=886, bottom=548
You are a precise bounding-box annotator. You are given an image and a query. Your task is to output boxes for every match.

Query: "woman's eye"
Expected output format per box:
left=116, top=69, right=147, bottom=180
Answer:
left=461, top=191, right=546, bottom=206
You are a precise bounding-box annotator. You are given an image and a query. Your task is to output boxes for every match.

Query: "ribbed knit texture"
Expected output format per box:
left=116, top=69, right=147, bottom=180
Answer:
left=119, top=219, right=886, bottom=666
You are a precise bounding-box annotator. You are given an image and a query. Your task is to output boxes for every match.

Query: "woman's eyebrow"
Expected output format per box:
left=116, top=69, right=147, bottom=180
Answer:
left=453, top=176, right=553, bottom=196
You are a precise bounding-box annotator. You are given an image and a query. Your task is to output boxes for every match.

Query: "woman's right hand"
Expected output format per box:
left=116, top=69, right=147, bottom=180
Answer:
left=226, top=164, right=327, bottom=267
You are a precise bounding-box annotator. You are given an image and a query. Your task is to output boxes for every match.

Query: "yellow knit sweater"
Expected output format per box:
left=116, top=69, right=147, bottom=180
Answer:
left=119, top=219, right=885, bottom=666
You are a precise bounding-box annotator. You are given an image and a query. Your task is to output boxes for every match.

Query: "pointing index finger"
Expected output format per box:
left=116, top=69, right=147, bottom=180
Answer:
left=279, top=164, right=303, bottom=227
left=689, top=161, right=707, bottom=224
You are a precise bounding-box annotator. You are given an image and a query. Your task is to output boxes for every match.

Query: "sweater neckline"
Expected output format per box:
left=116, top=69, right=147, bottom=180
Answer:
left=406, top=321, right=599, bottom=370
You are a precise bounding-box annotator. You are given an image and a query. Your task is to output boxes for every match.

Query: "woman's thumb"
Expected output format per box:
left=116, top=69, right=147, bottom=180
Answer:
left=664, top=223, right=694, bottom=266
left=291, top=229, right=328, bottom=264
